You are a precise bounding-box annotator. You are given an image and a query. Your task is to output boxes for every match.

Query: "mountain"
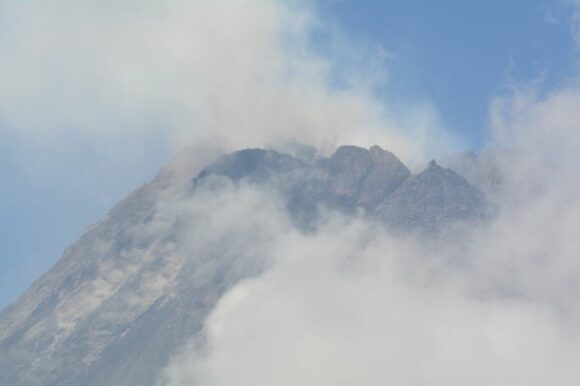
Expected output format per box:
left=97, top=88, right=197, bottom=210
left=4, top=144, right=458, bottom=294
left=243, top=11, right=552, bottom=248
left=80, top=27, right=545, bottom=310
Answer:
left=377, top=160, right=485, bottom=232
left=322, top=145, right=411, bottom=210
left=0, top=145, right=486, bottom=386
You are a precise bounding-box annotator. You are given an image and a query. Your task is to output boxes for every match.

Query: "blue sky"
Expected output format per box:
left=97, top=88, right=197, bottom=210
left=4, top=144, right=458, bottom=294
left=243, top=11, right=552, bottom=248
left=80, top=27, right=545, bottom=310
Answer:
left=326, top=0, right=578, bottom=149
left=0, top=0, right=578, bottom=309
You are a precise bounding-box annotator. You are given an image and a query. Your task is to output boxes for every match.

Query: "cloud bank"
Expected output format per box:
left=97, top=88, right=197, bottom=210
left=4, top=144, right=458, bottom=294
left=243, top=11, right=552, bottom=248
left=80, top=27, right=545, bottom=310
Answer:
left=3, top=1, right=580, bottom=385
left=0, top=0, right=457, bottom=308
left=153, top=4, right=580, bottom=386
left=0, top=0, right=457, bottom=163
left=155, top=80, right=580, bottom=386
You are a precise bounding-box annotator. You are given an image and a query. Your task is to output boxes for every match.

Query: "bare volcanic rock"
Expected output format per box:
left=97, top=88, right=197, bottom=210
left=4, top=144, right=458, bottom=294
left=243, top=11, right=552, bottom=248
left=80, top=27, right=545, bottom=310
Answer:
left=0, top=145, right=486, bottom=386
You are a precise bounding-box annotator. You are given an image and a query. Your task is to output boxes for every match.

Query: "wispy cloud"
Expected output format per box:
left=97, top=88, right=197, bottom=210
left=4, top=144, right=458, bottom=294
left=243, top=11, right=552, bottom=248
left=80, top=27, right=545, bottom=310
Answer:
left=0, top=0, right=458, bottom=308
left=5, top=1, right=580, bottom=385
left=153, top=3, right=580, bottom=386
left=156, top=87, right=580, bottom=385
left=0, top=0, right=457, bottom=164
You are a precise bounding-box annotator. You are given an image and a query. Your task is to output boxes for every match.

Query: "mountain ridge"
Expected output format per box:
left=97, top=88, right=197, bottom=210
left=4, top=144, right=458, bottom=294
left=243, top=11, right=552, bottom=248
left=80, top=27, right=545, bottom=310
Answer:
left=0, top=144, right=487, bottom=386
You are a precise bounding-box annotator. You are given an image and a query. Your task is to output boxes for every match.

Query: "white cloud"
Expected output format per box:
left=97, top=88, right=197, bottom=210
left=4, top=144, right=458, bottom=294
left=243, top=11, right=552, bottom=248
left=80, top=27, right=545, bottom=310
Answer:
left=154, top=74, right=580, bottom=384
left=8, top=1, right=580, bottom=385
left=159, top=197, right=580, bottom=386
left=0, top=0, right=457, bottom=306
left=0, top=0, right=456, bottom=164
left=155, top=3, right=580, bottom=385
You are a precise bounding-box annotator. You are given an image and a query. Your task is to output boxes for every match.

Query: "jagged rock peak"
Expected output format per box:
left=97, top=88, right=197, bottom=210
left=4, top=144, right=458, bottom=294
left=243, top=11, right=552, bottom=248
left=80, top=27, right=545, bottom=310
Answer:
left=369, top=144, right=384, bottom=153
left=196, top=148, right=304, bottom=182
left=0, top=143, right=489, bottom=386
left=330, top=144, right=397, bottom=159
left=377, top=156, right=486, bottom=232
left=327, top=145, right=408, bottom=172
left=327, top=145, right=373, bottom=174
left=334, top=144, right=370, bottom=155
left=369, top=144, right=397, bottom=158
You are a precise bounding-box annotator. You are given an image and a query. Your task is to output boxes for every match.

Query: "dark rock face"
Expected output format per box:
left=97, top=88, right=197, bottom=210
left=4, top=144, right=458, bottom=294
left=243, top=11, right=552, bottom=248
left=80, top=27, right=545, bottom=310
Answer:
left=319, top=145, right=411, bottom=210
left=0, top=145, right=486, bottom=386
left=377, top=160, right=485, bottom=232
left=196, top=148, right=305, bottom=183
left=359, top=145, right=412, bottom=208
left=197, top=146, right=480, bottom=231
left=198, top=145, right=411, bottom=215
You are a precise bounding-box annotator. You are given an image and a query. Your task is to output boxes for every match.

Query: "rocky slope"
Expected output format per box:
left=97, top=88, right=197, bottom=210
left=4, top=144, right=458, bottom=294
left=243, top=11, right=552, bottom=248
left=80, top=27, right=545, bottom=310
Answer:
left=0, top=145, right=486, bottom=386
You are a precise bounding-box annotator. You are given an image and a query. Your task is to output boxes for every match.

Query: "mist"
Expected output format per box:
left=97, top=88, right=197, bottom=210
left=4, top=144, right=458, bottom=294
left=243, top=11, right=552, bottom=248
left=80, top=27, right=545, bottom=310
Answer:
left=3, top=1, right=580, bottom=385
left=152, top=79, right=580, bottom=386
left=155, top=6, right=580, bottom=383
left=0, top=0, right=460, bottom=310
left=0, top=0, right=460, bottom=308
left=0, top=0, right=459, bottom=162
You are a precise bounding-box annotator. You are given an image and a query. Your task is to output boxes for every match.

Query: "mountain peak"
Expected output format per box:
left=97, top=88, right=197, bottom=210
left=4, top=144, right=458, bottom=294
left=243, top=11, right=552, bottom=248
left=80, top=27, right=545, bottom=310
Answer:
left=0, top=144, right=487, bottom=386
left=196, top=148, right=304, bottom=182
left=327, top=145, right=372, bottom=174
left=369, top=144, right=384, bottom=153
left=320, top=145, right=411, bottom=210
left=377, top=156, right=485, bottom=232
left=334, top=144, right=369, bottom=154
